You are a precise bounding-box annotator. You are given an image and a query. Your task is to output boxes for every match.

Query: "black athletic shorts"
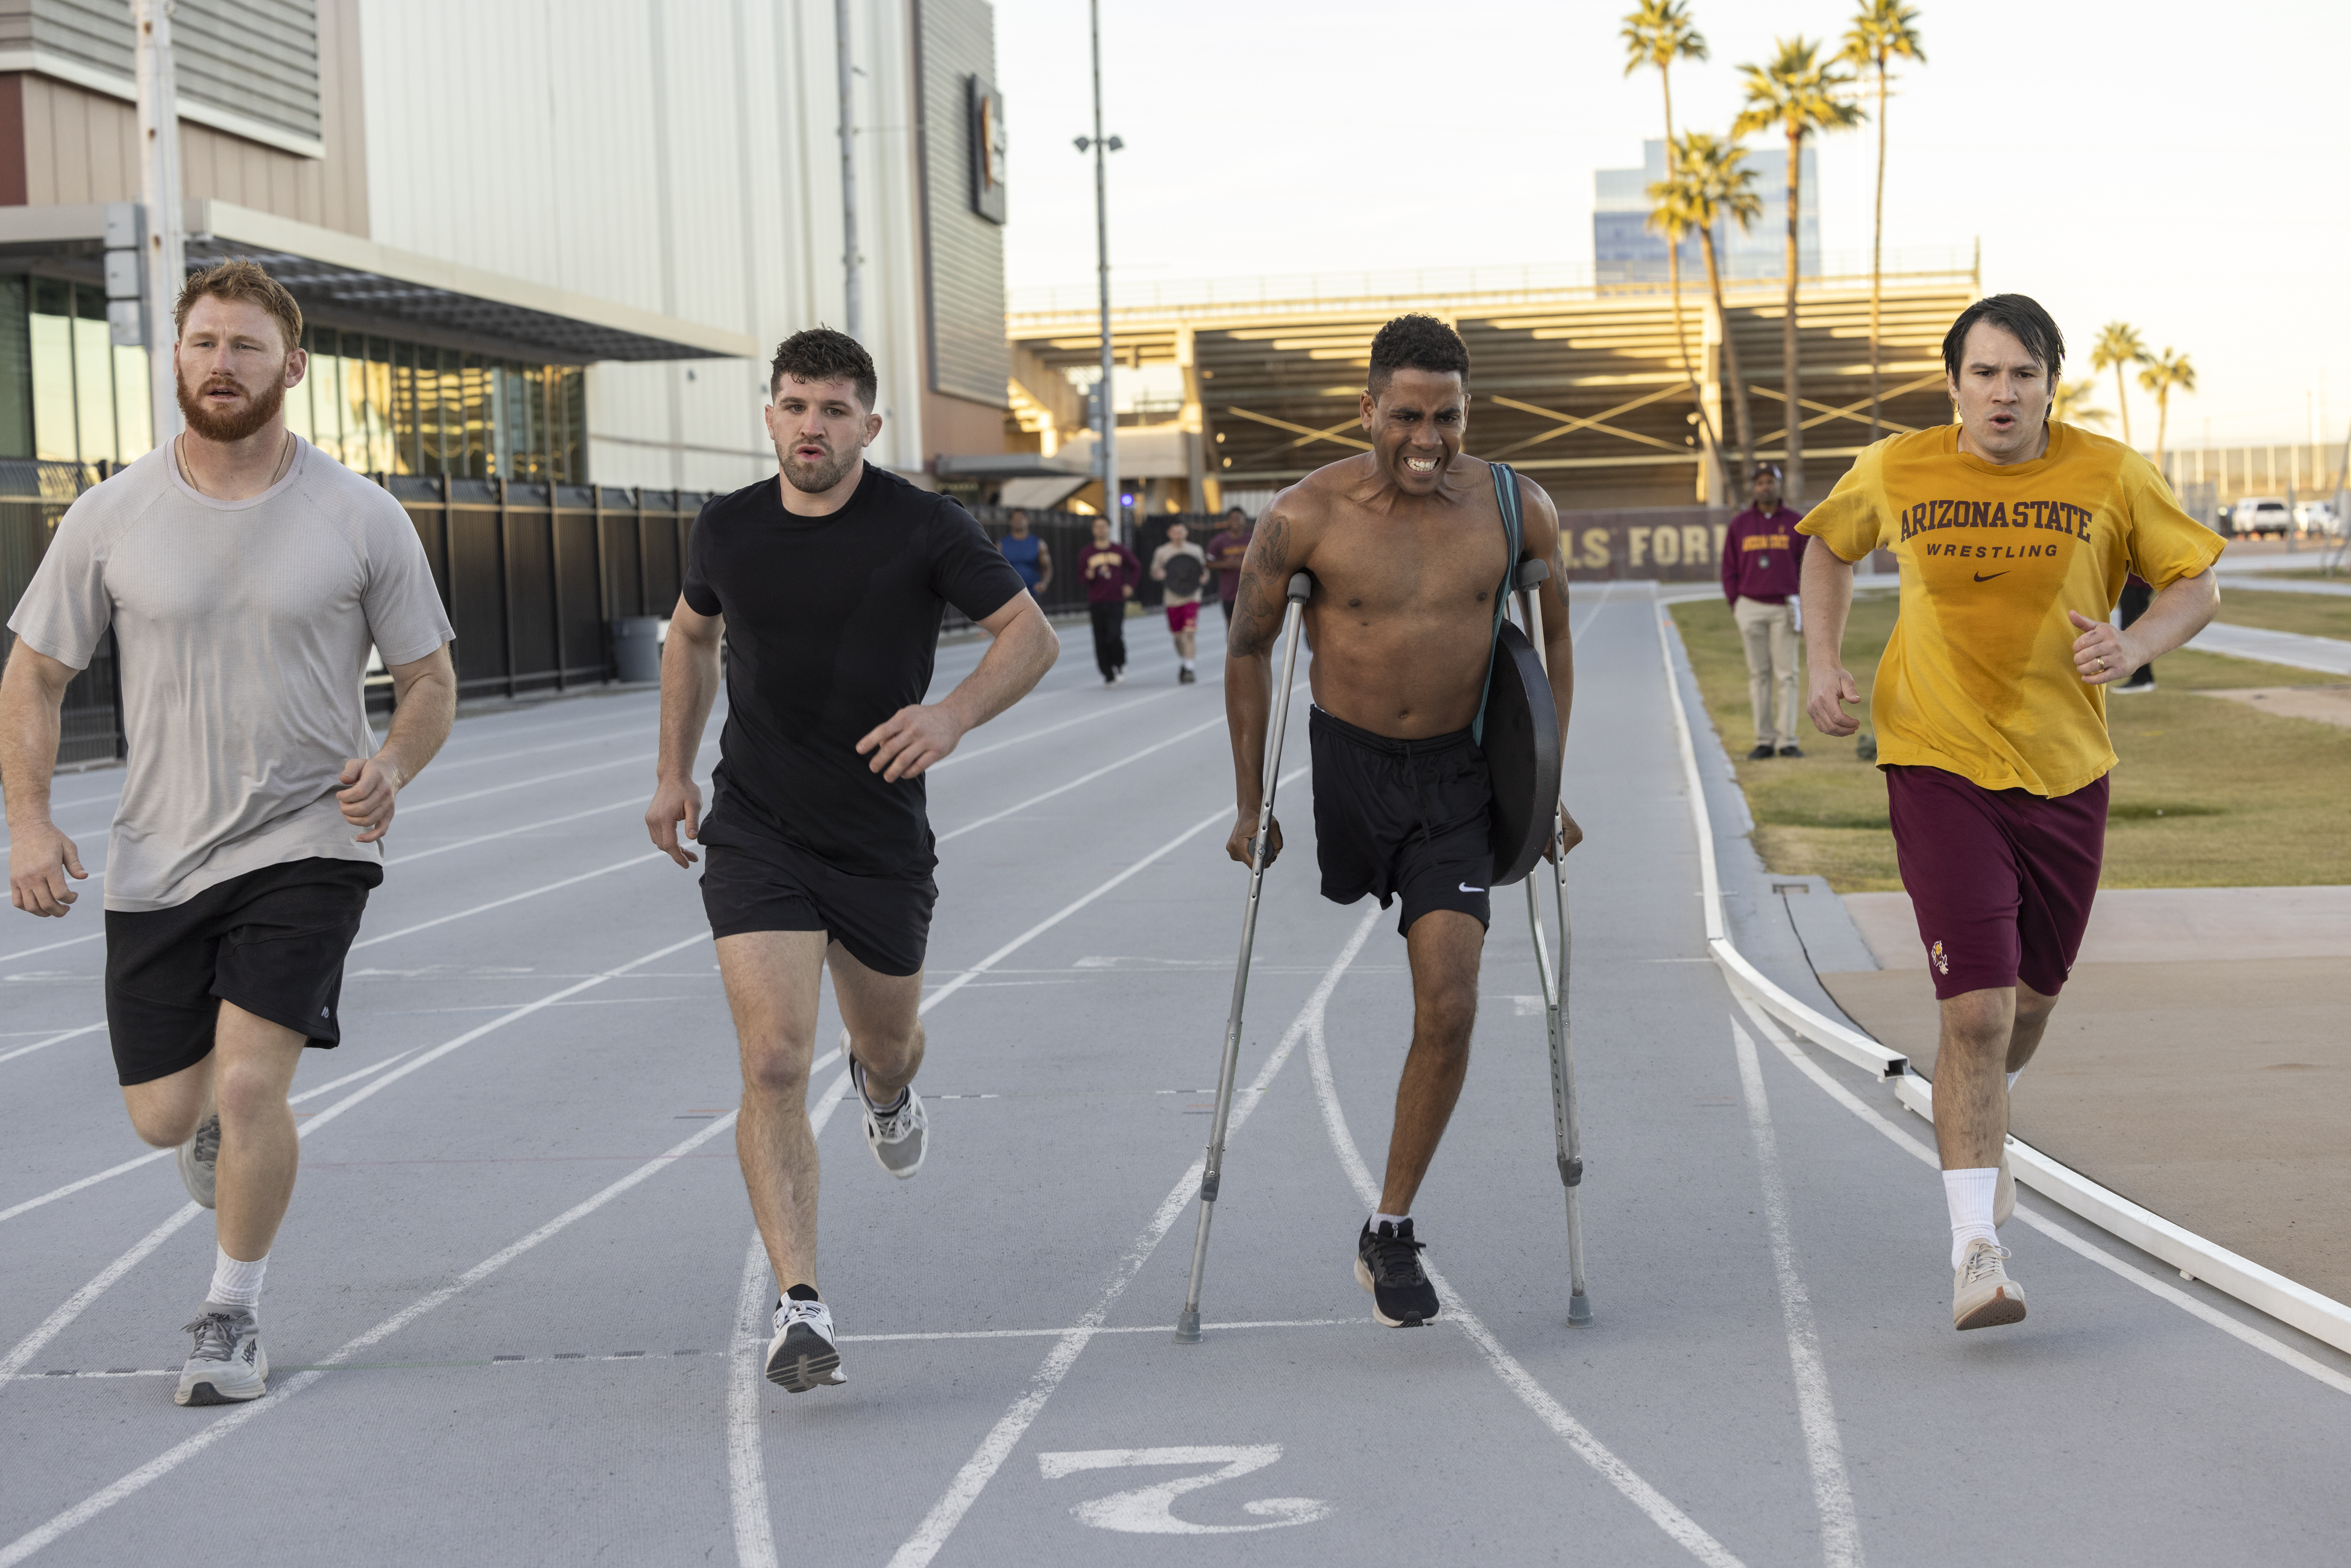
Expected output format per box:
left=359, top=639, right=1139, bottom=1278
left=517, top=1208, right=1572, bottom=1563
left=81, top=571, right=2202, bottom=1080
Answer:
left=104, top=857, right=382, bottom=1087
left=698, top=812, right=937, bottom=977
left=1309, top=707, right=1493, bottom=937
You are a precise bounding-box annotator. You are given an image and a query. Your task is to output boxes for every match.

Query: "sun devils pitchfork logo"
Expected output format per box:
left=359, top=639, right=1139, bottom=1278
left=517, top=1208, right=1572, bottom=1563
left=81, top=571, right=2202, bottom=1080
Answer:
left=1930, top=940, right=1950, bottom=976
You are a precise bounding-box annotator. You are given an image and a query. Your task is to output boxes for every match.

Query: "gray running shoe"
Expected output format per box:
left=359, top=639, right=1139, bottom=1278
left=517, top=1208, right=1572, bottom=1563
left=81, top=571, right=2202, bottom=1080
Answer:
left=766, top=1299, right=846, bottom=1392
left=851, top=1053, right=928, bottom=1180
left=176, top=1304, right=267, bottom=1405
left=177, top=1114, right=220, bottom=1209
left=1953, top=1239, right=2027, bottom=1331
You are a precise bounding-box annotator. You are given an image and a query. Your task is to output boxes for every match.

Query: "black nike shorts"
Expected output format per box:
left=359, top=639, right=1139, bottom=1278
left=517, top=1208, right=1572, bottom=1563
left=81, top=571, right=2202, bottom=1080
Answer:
left=104, top=857, right=382, bottom=1087
left=698, top=813, right=937, bottom=978
left=1308, top=707, right=1493, bottom=938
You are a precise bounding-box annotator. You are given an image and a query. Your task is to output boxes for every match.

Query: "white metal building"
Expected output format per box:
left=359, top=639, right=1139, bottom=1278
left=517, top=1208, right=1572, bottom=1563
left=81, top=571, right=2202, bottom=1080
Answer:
left=0, top=0, right=1011, bottom=490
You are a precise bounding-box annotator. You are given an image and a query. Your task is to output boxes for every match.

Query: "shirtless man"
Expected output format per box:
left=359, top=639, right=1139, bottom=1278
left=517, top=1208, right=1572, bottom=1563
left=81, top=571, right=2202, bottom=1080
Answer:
left=1223, top=313, right=1580, bottom=1327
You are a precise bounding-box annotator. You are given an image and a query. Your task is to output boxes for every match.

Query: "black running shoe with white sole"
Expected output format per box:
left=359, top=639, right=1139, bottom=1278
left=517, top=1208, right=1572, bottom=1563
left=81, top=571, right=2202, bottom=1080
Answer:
left=175, top=1303, right=266, bottom=1405
left=766, top=1299, right=846, bottom=1392
left=1355, top=1219, right=1440, bottom=1327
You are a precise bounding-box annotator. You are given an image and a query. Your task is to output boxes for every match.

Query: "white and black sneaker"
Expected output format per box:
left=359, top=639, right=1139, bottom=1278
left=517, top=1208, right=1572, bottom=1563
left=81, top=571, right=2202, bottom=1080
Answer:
left=177, top=1113, right=220, bottom=1209
left=175, top=1303, right=266, bottom=1405
left=766, top=1299, right=846, bottom=1392
left=851, top=1052, right=928, bottom=1180
left=1356, top=1219, right=1440, bottom=1327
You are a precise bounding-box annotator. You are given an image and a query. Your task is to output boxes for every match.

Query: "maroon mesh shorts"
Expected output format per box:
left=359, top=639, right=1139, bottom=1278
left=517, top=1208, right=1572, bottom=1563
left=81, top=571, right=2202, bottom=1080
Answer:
left=1884, top=764, right=2108, bottom=1001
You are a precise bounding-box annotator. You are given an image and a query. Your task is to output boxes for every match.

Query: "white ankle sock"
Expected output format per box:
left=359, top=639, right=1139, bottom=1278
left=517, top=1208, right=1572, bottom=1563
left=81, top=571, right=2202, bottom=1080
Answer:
left=209, top=1247, right=267, bottom=1310
left=1943, top=1169, right=2000, bottom=1268
left=2007, top=1068, right=2022, bottom=1092
left=1370, top=1211, right=1409, bottom=1232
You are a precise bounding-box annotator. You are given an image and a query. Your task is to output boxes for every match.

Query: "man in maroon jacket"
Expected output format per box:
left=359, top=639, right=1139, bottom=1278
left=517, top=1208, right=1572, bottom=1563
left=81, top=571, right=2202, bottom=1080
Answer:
left=1721, top=462, right=1809, bottom=759
left=1078, top=515, right=1141, bottom=685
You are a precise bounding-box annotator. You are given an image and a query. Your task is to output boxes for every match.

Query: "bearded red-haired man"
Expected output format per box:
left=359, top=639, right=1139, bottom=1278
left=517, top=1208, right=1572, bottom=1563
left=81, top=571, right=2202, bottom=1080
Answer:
left=2, top=259, right=458, bottom=1403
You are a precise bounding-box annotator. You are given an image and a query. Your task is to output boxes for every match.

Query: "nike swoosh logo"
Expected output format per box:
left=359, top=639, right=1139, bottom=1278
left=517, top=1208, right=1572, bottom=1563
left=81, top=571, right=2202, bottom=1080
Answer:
left=1972, top=571, right=2008, bottom=582
left=1459, top=883, right=1485, bottom=893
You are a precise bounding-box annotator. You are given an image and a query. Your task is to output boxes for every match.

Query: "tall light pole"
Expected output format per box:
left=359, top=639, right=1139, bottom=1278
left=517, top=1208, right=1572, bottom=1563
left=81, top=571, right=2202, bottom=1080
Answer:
left=133, top=0, right=184, bottom=446
left=1074, top=0, right=1122, bottom=540
left=836, top=0, right=862, bottom=342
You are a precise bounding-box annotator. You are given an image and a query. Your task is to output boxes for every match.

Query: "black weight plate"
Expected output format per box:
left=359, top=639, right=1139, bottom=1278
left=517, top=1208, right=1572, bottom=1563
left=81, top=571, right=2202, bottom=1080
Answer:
left=1484, top=618, right=1563, bottom=887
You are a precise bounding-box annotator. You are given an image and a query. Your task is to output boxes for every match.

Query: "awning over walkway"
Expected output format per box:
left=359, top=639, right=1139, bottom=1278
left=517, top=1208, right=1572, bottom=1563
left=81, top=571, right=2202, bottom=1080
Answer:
left=0, top=201, right=754, bottom=365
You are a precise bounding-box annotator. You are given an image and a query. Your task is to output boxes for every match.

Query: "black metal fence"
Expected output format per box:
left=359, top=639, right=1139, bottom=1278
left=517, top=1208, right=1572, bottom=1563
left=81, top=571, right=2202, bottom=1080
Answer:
left=2, top=462, right=719, bottom=766
left=386, top=476, right=714, bottom=703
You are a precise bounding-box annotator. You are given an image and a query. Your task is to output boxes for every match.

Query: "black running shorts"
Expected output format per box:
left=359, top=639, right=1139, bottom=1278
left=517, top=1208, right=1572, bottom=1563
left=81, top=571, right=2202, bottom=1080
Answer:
left=1308, top=707, right=1493, bottom=938
left=698, top=812, right=937, bottom=977
left=103, top=857, right=382, bottom=1086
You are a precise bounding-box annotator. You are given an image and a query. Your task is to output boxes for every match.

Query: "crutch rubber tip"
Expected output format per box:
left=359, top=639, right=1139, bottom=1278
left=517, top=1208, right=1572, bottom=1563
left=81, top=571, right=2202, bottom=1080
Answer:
left=1174, top=1309, right=1203, bottom=1344
left=1567, top=1293, right=1593, bottom=1327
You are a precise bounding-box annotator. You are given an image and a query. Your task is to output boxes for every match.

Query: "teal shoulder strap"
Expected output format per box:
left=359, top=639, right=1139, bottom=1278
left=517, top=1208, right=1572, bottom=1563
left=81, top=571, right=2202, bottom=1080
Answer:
left=1471, top=462, right=1525, bottom=745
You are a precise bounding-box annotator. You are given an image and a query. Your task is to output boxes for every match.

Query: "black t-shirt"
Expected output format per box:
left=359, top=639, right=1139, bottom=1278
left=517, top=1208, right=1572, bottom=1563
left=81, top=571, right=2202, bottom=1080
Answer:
left=681, top=465, right=1027, bottom=876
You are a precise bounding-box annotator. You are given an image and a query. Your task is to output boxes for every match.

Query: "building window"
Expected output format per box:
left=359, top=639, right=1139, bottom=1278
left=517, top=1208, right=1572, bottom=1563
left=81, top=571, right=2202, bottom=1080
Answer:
left=0, top=276, right=588, bottom=482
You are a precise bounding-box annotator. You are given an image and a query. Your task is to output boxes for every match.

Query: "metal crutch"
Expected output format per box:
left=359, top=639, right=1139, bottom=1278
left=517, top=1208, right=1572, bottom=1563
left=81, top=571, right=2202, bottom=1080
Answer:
left=1515, top=560, right=1591, bottom=1326
left=1176, top=569, right=1314, bottom=1344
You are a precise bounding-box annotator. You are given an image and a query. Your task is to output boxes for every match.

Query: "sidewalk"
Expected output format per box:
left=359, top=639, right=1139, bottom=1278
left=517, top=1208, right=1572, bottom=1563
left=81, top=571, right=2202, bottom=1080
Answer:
left=2188, top=620, right=2351, bottom=676
left=1818, top=886, right=2351, bottom=1303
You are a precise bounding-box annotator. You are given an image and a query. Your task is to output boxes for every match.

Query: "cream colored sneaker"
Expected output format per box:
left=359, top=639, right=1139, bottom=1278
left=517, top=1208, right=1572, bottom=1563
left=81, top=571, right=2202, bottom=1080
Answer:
left=1953, top=1239, right=2027, bottom=1330
left=1994, top=1147, right=2015, bottom=1229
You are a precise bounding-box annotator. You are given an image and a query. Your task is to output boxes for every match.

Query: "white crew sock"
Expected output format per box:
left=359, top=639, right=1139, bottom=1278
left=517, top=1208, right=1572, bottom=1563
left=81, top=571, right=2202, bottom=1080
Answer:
left=1370, top=1211, right=1409, bottom=1233
left=1181, top=658, right=1195, bottom=672
left=1943, top=1169, right=2000, bottom=1268
left=209, top=1247, right=268, bottom=1311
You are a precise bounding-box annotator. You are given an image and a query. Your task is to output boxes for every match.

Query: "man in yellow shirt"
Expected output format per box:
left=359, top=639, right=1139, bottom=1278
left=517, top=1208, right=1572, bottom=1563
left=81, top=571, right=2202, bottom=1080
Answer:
left=1797, top=294, right=2221, bottom=1332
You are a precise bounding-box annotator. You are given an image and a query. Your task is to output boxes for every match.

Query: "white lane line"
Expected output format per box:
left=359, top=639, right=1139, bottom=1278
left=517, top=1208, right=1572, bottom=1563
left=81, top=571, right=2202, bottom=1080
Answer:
left=884, top=904, right=1382, bottom=1568
left=728, top=1058, right=852, bottom=1568
left=934, top=697, right=1289, bottom=846
left=840, top=1319, right=1364, bottom=1344
left=933, top=684, right=1186, bottom=770
left=0, top=1106, right=746, bottom=1567
left=0, top=931, right=102, bottom=965
left=1729, top=1019, right=1864, bottom=1568
left=1, top=1321, right=1374, bottom=1381
left=0, top=1203, right=203, bottom=1396
left=0, top=934, right=710, bottom=1396
left=1731, top=995, right=2351, bottom=1402
left=917, top=765, right=1305, bottom=1021
left=0, top=1050, right=419, bottom=1227
left=0, top=1021, right=105, bottom=1068
left=394, top=752, right=652, bottom=816
left=1306, top=996, right=1744, bottom=1567
left=349, top=852, right=663, bottom=951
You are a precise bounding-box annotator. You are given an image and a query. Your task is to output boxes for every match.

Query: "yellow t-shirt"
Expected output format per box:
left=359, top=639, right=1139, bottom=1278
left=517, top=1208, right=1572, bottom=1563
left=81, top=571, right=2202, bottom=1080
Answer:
left=1798, top=422, right=2224, bottom=798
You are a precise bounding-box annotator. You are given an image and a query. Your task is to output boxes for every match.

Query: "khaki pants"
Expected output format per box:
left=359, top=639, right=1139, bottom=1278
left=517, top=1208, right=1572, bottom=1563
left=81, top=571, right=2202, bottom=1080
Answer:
left=1733, top=596, right=1799, bottom=748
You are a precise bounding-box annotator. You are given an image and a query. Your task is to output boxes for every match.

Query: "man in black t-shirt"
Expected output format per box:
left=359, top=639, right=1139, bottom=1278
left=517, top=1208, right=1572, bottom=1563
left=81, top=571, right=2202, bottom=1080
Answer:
left=644, top=329, right=1057, bottom=1395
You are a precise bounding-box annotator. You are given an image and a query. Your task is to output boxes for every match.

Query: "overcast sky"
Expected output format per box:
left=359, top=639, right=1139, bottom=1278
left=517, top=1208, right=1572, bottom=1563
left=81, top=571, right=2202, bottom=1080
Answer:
left=995, top=0, right=2350, bottom=449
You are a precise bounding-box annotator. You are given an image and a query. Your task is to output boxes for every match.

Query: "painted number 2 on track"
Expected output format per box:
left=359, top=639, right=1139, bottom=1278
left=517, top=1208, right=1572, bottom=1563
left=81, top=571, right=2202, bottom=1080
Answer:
left=1037, top=1446, right=1333, bottom=1535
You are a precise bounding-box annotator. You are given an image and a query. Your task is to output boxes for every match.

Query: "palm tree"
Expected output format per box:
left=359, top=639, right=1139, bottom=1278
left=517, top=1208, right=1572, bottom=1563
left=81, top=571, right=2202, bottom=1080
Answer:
left=1734, top=38, right=1862, bottom=503
left=2052, top=379, right=2110, bottom=429
left=1620, top=1, right=1707, bottom=155
left=1622, top=3, right=1714, bottom=497
left=1655, top=131, right=1766, bottom=480
left=1840, top=1, right=1925, bottom=445
left=2137, top=349, right=2195, bottom=476
left=2089, top=322, right=2148, bottom=448
left=1646, top=184, right=1729, bottom=495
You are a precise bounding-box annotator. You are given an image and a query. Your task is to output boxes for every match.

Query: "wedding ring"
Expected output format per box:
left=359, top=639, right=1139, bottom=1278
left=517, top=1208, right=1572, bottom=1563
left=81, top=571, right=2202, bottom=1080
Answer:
left=2095, top=657, right=2108, bottom=673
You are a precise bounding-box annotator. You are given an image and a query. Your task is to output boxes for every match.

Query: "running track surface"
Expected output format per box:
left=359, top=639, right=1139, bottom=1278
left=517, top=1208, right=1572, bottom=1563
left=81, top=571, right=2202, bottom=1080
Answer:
left=4, top=592, right=2349, bottom=1567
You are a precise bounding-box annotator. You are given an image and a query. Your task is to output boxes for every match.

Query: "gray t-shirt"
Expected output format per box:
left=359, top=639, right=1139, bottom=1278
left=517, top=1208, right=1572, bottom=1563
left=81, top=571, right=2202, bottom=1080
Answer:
left=6, top=438, right=454, bottom=911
